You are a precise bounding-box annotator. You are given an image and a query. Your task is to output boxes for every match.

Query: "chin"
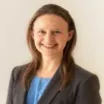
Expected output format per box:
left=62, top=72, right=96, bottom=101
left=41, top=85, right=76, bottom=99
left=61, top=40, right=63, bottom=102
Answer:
left=40, top=51, right=62, bottom=57
left=41, top=52, right=56, bottom=56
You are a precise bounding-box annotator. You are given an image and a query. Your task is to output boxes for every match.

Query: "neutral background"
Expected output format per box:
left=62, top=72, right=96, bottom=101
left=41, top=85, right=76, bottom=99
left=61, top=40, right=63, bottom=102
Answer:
left=0, top=0, right=104, bottom=104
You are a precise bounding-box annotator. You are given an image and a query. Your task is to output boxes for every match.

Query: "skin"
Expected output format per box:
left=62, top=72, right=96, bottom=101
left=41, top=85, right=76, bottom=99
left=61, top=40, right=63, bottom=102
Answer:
left=32, top=14, right=74, bottom=78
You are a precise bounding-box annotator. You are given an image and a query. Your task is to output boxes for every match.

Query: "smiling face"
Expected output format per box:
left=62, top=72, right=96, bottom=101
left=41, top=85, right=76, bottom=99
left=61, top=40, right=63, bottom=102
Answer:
left=32, top=14, right=73, bottom=57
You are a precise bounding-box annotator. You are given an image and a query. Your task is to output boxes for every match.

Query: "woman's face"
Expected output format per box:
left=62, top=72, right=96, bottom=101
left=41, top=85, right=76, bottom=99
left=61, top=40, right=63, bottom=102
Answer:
left=32, top=14, right=73, bottom=57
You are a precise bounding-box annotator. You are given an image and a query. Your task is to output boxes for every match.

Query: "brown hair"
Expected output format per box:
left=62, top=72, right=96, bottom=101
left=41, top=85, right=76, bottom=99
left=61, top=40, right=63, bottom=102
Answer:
left=22, top=4, right=77, bottom=91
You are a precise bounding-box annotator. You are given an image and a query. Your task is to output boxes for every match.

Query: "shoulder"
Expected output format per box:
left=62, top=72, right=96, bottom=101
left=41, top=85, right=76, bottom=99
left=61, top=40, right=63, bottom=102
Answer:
left=68, top=64, right=102, bottom=104
left=11, top=63, right=29, bottom=81
left=71, top=64, right=100, bottom=92
left=73, top=64, right=99, bottom=81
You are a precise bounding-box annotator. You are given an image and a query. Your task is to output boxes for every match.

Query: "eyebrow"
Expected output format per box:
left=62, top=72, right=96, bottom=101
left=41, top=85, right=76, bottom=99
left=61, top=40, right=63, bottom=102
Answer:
left=36, top=28, right=61, bottom=31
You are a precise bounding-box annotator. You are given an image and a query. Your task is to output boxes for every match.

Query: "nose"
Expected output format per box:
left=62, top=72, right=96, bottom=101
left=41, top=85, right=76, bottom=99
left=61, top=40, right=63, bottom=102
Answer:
left=44, top=32, right=54, bottom=45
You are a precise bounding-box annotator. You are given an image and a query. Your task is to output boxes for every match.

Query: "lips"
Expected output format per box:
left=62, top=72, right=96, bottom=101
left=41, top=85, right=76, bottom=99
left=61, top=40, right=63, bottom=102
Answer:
left=41, top=44, right=57, bottom=48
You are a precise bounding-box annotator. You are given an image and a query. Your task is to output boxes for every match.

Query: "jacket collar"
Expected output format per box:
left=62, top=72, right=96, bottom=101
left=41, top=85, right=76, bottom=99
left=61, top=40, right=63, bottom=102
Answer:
left=38, top=66, right=61, bottom=104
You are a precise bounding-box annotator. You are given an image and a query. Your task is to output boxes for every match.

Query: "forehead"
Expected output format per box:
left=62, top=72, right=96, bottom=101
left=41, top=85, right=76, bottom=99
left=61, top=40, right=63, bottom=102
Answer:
left=33, top=14, right=68, bottom=30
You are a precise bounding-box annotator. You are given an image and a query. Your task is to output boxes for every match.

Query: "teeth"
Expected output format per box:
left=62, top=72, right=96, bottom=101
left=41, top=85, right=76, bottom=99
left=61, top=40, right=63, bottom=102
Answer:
left=45, top=45, right=55, bottom=48
left=42, top=44, right=56, bottom=48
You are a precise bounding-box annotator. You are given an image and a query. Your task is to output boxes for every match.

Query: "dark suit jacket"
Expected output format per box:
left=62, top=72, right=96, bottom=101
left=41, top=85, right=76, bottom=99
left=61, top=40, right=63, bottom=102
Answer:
left=6, top=63, right=102, bottom=104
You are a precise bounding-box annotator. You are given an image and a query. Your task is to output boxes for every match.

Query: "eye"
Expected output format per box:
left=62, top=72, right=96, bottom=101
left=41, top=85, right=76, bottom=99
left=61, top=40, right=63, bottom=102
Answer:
left=54, top=30, right=61, bottom=34
left=38, top=30, right=46, bottom=34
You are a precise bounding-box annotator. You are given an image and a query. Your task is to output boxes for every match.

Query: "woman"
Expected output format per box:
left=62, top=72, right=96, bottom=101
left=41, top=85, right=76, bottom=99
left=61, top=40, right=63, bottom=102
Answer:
left=6, top=4, right=101, bottom=104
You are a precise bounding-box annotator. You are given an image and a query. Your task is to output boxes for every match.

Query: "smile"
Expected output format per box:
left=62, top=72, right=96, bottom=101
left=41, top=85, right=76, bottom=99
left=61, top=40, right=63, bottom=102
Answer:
left=42, top=44, right=57, bottom=48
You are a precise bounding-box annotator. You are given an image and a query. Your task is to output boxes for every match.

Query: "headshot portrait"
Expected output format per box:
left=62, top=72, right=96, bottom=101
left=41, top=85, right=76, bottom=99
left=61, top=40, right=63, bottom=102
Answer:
left=5, top=3, right=102, bottom=104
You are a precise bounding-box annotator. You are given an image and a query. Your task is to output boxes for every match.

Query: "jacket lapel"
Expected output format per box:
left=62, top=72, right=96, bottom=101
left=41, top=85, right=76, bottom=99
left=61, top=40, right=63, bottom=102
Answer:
left=16, top=66, right=61, bottom=104
left=38, top=66, right=61, bottom=104
left=14, top=79, right=27, bottom=104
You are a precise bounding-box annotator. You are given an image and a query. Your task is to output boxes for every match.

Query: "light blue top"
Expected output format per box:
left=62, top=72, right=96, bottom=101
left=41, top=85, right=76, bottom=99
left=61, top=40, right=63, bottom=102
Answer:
left=26, top=76, right=51, bottom=104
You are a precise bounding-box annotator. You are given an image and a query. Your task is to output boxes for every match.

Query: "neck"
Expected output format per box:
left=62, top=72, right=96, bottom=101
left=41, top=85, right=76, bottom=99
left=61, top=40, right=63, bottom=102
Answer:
left=40, top=53, right=63, bottom=72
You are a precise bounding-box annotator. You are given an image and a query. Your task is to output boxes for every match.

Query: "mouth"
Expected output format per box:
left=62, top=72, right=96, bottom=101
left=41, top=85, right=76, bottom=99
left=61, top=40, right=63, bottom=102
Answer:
left=41, top=44, right=57, bottom=49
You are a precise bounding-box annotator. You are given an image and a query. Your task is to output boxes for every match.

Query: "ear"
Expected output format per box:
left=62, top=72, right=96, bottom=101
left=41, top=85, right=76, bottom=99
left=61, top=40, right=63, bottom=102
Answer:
left=67, top=30, right=74, bottom=41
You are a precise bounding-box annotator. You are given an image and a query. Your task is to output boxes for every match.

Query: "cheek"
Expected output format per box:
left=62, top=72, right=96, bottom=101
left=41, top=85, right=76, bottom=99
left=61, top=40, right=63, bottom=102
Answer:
left=56, top=34, right=68, bottom=43
left=34, top=35, right=43, bottom=44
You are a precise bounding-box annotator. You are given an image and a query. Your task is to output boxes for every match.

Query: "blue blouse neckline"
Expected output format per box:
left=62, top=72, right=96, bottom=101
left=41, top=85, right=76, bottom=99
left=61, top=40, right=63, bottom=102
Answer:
left=34, top=76, right=52, bottom=80
left=26, top=75, right=52, bottom=104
